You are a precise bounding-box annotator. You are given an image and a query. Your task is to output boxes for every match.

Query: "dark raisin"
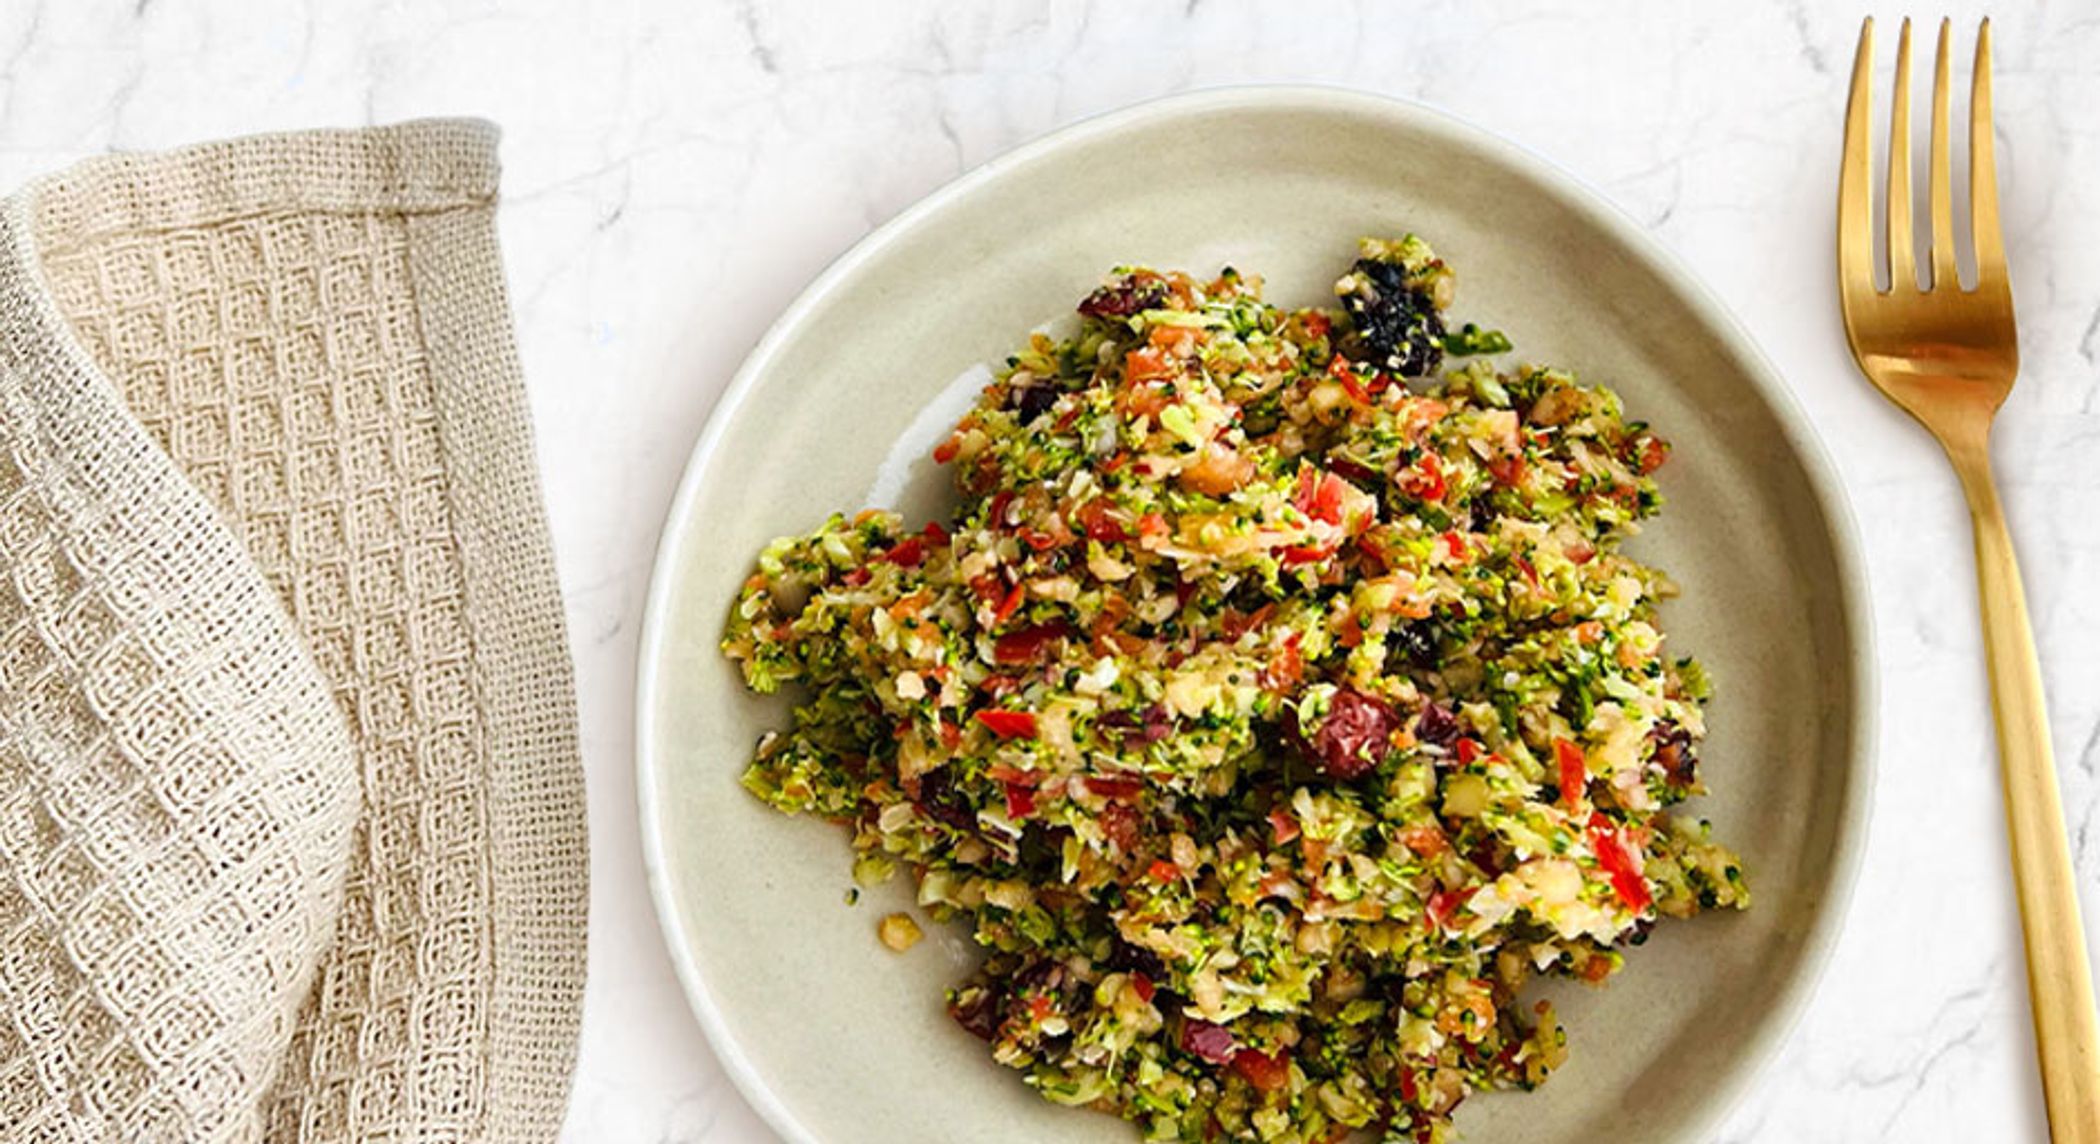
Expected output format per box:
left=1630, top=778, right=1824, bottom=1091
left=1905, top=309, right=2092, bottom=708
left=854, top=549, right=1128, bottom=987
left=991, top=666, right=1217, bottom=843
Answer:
left=948, top=984, right=1000, bottom=1040
left=1652, top=720, right=1697, bottom=787
left=914, top=770, right=976, bottom=832
left=1009, top=382, right=1061, bottom=425
left=1466, top=838, right=1503, bottom=877
left=1413, top=701, right=1458, bottom=746
left=1390, top=621, right=1440, bottom=670
left=1291, top=688, right=1397, bottom=780
left=1339, top=259, right=1445, bottom=377
left=1104, top=937, right=1167, bottom=981
left=1078, top=276, right=1167, bottom=321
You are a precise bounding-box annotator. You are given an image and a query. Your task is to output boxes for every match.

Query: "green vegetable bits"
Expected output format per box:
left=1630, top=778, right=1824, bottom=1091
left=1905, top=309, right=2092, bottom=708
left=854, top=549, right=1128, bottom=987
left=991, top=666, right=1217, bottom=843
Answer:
left=721, top=236, right=1746, bottom=1143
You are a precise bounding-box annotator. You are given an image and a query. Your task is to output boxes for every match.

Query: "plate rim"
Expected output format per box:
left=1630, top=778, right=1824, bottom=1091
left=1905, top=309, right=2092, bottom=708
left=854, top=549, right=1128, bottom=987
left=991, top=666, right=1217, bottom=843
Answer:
left=634, top=82, right=1878, bottom=1143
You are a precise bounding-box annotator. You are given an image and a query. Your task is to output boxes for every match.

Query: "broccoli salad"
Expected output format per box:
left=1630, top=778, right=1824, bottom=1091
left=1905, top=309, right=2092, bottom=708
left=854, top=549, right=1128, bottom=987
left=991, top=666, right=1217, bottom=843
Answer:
left=720, top=236, right=1747, bottom=1143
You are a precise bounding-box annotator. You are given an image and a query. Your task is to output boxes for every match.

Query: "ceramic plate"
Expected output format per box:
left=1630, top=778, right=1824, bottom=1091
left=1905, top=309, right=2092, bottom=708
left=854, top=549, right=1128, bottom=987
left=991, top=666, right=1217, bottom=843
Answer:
left=638, top=86, right=1872, bottom=1143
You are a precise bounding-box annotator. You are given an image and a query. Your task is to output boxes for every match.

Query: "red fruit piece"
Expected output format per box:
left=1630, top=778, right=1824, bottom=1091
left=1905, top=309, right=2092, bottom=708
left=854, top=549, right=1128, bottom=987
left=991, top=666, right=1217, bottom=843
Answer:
left=1230, top=1047, right=1291, bottom=1092
left=1181, top=1019, right=1238, bottom=1065
left=975, top=710, right=1038, bottom=740
left=1296, top=688, right=1397, bottom=780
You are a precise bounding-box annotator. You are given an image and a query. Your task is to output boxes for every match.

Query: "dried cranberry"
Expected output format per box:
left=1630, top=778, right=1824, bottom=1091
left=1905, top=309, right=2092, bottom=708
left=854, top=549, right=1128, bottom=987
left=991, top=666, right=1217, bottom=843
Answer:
left=1099, top=801, right=1141, bottom=852
left=1105, top=704, right=1171, bottom=746
left=1078, top=277, right=1167, bottom=321
left=1181, top=1018, right=1239, bottom=1065
left=1139, top=705, right=1174, bottom=744
left=1413, top=701, right=1459, bottom=747
left=1294, top=688, right=1397, bottom=780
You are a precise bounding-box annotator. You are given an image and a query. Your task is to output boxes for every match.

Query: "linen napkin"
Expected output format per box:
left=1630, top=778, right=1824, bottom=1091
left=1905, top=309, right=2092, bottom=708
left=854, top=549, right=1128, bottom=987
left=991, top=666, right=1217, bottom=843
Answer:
left=0, top=120, right=587, bottom=1142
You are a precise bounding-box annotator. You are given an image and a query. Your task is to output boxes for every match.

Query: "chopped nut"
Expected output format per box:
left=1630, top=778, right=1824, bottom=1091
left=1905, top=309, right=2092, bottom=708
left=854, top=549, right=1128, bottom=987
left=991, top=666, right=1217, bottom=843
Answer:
left=878, top=912, right=923, bottom=952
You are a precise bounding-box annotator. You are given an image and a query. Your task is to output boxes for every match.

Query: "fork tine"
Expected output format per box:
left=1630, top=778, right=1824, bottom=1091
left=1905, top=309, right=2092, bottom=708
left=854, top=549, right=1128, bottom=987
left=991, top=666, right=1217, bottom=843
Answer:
left=1887, top=19, right=1916, bottom=291
left=1839, top=18, right=1878, bottom=301
left=1929, top=18, right=1959, bottom=289
left=1971, top=19, right=2007, bottom=295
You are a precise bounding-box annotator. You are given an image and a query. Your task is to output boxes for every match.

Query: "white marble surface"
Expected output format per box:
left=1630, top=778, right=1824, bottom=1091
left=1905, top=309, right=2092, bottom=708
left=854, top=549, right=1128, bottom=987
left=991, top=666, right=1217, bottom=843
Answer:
left=2, top=1, right=2097, bottom=1140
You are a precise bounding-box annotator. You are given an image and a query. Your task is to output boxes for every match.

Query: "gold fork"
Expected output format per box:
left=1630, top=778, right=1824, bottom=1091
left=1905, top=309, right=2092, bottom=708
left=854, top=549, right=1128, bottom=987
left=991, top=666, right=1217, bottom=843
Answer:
left=1840, top=17, right=2100, bottom=1138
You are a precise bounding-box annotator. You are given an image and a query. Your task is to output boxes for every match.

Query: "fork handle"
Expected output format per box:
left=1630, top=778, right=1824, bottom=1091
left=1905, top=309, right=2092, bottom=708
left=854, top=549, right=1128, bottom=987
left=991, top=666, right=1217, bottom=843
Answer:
left=1954, top=448, right=2100, bottom=1141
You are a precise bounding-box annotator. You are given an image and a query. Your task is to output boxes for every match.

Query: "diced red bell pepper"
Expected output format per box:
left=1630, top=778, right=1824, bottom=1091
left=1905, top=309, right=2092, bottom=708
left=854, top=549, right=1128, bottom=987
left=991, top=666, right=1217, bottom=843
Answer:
left=1587, top=813, right=1653, bottom=913
left=1280, top=538, right=1340, bottom=567
left=1131, top=972, right=1156, bottom=1003
left=993, top=622, right=1069, bottom=665
left=1555, top=738, right=1587, bottom=809
left=990, top=581, right=1027, bottom=625
left=1003, top=781, right=1038, bottom=820
left=1293, top=468, right=1354, bottom=526
left=1398, top=452, right=1446, bottom=502
left=882, top=536, right=926, bottom=567
left=975, top=709, right=1038, bottom=740
left=1427, top=886, right=1476, bottom=932
left=932, top=434, right=961, bottom=464
left=1147, top=859, right=1182, bottom=884
left=1454, top=738, right=1483, bottom=765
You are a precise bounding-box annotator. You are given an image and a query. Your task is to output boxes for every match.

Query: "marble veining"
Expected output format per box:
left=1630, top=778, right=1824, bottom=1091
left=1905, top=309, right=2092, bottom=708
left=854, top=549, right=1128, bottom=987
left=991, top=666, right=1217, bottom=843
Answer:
left=3, top=2, right=2097, bottom=1141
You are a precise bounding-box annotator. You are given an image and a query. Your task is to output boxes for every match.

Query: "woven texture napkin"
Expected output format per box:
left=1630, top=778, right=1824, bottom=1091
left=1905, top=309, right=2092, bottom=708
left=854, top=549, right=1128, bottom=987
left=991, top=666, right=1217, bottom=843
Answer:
left=0, top=121, right=587, bottom=1141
